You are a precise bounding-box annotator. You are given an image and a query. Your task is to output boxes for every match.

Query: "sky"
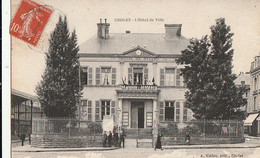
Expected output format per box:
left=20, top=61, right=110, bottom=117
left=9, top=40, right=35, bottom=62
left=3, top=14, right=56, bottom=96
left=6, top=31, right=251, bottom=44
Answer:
left=11, top=0, right=260, bottom=95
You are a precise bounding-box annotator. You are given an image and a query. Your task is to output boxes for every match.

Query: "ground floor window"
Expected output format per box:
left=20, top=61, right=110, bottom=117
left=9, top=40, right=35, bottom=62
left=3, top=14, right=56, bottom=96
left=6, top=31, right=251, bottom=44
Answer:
left=101, top=100, right=111, bottom=120
left=165, top=101, right=175, bottom=121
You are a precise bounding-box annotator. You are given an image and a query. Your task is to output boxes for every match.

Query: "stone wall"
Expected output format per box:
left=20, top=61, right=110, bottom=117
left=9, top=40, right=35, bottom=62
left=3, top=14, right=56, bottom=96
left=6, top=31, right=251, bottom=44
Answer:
left=162, top=136, right=245, bottom=145
left=31, top=134, right=102, bottom=148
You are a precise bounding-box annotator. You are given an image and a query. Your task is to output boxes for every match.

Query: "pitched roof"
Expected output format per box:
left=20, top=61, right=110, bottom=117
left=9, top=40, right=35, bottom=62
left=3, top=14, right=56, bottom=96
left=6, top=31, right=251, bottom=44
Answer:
left=79, top=33, right=189, bottom=55
left=12, top=89, right=38, bottom=101
left=234, top=73, right=250, bottom=86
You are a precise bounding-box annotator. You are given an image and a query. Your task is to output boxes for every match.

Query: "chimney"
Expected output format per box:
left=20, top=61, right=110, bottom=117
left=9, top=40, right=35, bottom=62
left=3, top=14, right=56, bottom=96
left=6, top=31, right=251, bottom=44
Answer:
left=97, top=19, right=110, bottom=39
left=164, top=24, right=182, bottom=40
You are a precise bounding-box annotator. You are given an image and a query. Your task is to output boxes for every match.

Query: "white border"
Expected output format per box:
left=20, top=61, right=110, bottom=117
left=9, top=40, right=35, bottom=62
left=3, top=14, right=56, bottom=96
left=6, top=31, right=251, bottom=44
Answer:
left=2, top=0, right=11, bottom=157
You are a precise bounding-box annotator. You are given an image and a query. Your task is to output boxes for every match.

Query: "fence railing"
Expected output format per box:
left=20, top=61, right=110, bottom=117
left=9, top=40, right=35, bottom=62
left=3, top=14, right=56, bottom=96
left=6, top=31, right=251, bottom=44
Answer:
left=32, top=118, right=103, bottom=136
left=159, top=120, right=244, bottom=138
left=122, top=85, right=157, bottom=90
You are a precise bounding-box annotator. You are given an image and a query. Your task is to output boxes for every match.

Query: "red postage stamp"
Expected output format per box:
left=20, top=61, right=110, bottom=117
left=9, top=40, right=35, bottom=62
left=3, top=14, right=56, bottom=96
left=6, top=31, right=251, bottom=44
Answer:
left=10, top=0, right=53, bottom=46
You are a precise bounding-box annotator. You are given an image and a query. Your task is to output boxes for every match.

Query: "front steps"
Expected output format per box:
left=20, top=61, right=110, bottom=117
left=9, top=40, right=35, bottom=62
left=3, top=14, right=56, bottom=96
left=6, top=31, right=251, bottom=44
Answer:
left=124, top=128, right=153, bottom=148
left=125, top=128, right=153, bottom=139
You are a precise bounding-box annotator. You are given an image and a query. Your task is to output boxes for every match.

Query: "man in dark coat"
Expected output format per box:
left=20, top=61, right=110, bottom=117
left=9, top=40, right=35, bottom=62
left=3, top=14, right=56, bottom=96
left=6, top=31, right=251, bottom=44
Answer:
left=154, top=133, right=163, bottom=150
left=102, top=131, right=108, bottom=147
left=120, top=130, right=126, bottom=148
left=20, top=133, right=26, bottom=146
left=113, top=130, right=119, bottom=147
left=108, top=131, right=113, bottom=147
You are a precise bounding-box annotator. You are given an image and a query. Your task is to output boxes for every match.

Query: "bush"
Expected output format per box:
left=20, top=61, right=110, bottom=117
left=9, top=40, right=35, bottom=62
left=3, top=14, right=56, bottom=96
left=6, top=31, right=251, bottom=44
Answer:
left=87, top=122, right=103, bottom=134
left=160, top=123, right=179, bottom=136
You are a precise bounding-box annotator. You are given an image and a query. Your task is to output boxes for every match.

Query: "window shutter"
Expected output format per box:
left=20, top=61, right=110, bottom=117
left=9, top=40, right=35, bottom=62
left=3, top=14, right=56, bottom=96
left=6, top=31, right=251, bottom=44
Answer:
left=144, top=68, right=148, bottom=84
left=87, top=101, right=92, bottom=121
left=128, top=68, right=133, bottom=84
left=96, top=67, right=101, bottom=85
left=88, top=67, right=93, bottom=85
left=111, top=101, right=115, bottom=115
left=159, top=101, right=164, bottom=122
left=175, top=101, right=180, bottom=122
left=183, top=108, right=188, bottom=122
left=112, top=68, right=116, bottom=85
left=176, top=69, right=181, bottom=86
left=160, top=68, right=165, bottom=86
left=95, top=100, right=100, bottom=121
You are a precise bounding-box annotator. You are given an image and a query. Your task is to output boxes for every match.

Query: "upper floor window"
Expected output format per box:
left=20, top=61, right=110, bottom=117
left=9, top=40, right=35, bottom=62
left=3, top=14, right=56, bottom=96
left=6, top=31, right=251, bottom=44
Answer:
left=254, top=96, right=257, bottom=111
left=241, top=81, right=245, bottom=87
left=101, top=100, right=111, bottom=120
left=133, top=68, right=143, bottom=85
left=82, top=67, right=88, bottom=85
left=160, top=68, right=184, bottom=86
left=101, top=68, right=112, bottom=85
left=254, top=77, right=258, bottom=91
left=165, top=68, right=175, bottom=86
left=128, top=67, right=148, bottom=85
left=96, top=67, right=116, bottom=85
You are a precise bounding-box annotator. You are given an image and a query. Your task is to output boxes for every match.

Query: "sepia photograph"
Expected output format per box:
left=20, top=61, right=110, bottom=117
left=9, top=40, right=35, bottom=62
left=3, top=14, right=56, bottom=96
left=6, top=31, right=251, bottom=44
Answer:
left=3, top=0, right=260, bottom=157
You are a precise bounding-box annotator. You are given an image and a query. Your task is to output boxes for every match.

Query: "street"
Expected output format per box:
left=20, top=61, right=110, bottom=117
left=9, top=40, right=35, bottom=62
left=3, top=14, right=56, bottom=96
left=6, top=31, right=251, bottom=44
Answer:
left=12, top=148, right=260, bottom=158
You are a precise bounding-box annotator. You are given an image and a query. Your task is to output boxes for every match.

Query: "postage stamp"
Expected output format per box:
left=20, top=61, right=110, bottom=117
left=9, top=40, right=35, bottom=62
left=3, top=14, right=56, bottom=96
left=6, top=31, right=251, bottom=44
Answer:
left=10, top=0, right=53, bottom=46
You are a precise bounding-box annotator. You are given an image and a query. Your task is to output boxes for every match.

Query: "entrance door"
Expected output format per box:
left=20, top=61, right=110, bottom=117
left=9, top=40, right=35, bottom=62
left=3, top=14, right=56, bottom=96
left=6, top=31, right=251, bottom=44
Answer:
left=131, top=102, right=144, bottom=128
left=131, top=107, right=138, bottom=128
left=138, top=107, right=144, bottom=128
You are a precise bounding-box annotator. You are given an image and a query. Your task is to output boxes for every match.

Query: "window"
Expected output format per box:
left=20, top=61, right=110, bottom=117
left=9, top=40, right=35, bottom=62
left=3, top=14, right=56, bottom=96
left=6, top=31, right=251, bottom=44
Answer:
left=101, top=100, right=111, bottom=120
left=254, top=97, right=257, bottom=111
left=165, top=101, right=175, bottom=120
left=82, top=67, right=88, bottom=85
left=165, top=68, right=175, bottom=86
left=254, top=77, right=258, bottom=91
left=241, top=81, right=245, bottom=87
left=101, top=68, right=112, bottom=85
left=82, top=100, right=92, bottom=121
left=133, top=68, right=143, bottom=85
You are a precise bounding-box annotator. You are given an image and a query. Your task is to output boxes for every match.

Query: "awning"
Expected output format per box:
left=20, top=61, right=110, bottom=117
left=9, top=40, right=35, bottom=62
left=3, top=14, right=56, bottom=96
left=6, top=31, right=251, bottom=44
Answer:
left=244, top=113, right=259, bottom=126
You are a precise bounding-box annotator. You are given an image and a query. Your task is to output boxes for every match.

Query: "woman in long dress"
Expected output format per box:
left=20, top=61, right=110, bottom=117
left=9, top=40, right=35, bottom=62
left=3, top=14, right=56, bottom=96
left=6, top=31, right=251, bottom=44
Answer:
left=154, top=133, right=163, bottom=150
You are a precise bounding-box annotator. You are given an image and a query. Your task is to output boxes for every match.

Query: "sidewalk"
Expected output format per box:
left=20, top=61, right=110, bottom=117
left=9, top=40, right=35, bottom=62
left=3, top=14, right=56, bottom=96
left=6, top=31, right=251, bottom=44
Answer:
left=12, top=145, right=120, bottom=152
left=12, top=138, right=260, bottom=152
left=163, top=139, right=260, bottom=150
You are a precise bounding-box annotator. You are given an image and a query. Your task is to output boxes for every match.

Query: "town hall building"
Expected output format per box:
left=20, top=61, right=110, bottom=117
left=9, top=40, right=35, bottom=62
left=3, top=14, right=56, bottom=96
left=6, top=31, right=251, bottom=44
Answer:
left=78, top=19, right=193, bottom=131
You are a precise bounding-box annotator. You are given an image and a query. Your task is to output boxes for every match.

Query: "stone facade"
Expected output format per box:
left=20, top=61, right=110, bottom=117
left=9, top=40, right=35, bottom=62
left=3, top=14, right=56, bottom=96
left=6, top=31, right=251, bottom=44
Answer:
left=78, top=20, right=193, bottom=134
left=247, top=55, right=260, bottom=136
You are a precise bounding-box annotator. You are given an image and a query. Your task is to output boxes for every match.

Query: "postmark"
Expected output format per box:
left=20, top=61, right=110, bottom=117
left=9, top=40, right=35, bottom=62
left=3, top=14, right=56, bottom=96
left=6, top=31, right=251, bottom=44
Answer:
left=10, top=0, right=53, bottom=46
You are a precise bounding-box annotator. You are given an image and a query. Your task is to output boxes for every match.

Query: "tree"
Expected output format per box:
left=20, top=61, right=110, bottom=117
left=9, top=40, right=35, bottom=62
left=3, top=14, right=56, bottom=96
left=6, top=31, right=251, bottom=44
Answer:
left=36, top=16, right=81, bottom=118
left=177, top=18, right=246, bottom=120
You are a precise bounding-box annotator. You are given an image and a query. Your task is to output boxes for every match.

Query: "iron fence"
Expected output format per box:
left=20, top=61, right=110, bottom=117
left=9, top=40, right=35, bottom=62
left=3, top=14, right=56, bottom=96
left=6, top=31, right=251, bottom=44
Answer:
left=159, top=119, right=244, bottom=138
left=32, top=118, right=103, bottom=136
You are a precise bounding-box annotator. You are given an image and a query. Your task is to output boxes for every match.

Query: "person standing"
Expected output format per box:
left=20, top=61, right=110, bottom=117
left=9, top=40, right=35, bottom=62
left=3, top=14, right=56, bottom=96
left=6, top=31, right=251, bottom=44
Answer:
left=185, top=131, right=191, bottom=145
left=154, top=133, right=163, bottom=150
left=102, top=131, right=108, bottom=147
left=113, top=130, right=119, bottom=147
left=120, top=129, right=126, bottom=148
left=108, top=131, right=112, bottom=147
left=20, top=133, right=26, bottom=146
